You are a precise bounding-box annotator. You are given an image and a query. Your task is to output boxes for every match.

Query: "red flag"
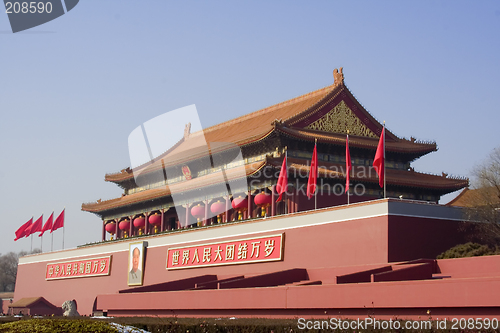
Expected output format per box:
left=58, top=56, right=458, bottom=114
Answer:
left=345, top=134, right=351, bottom=193
left=39, top=212, right=53, bottom=237
left=51, top=209, right=65, bottom=232
left=14, top=218, right=32, bottom=241
left=276, top=153, right=288, bottom=202
left=307, top=142, right=318, bottom=199
left=26, top=215, right=43, bottom=236
left=373, top=127, right=385, bottom=188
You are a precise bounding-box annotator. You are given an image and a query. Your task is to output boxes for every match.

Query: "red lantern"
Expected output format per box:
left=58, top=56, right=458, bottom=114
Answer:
left=254, top=192, right=272, bottom=206
left=149, top=214, right=161, bottom=225
left=118, top=219, right=130, bottom=230
left=191, top=204, right=205, bottom=227
left=133, top=217, right=145, bottom=228
left=191, top=205, right=205, bottom=219
left=148, top=213, right=161, bottom=233
left=105, top=222, right=116, bottom=240
left=134, top=217, right=145, bottom=235
left=254, top=192, right=272, bottom=217
left=232, top=196, right=248, bottom=220
left=118, top=219, right=130, bottom=238
left=211, top=201, right=226, bottom=223
left=231, top=197, right=248, bottom=210
left=211, top=201, right=226, bottom=215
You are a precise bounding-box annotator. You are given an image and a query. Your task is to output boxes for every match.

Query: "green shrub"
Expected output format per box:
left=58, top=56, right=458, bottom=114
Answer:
left=437, top=242, right=500, bottom=259
left=0, top=319, right=118, bottom=333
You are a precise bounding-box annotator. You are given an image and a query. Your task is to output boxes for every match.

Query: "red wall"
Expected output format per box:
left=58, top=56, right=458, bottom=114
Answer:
left=97, top=255, right=500, bottom=319
left=14, top=251, right=131, bottom=316
left=10, top=303, right=61, bottom=316
left=14, top=208, right=471, bottom=317
left=138, top=217, right=388, bottom=289
left=1, top=299, right=11, bottom=315
left=388, top=216, right=469, bottom=262
left=14, top=216, right=388, bottom=315
left=437, top=255, right=500, bottom=278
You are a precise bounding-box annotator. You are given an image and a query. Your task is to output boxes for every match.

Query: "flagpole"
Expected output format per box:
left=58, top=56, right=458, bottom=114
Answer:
left=62, top=208, right=65, bottom=250
left=314, top=138, right=317, bottom=210
left=51, top=233, right=53, bottom=252
left=383, top=121, right=386, bottom=199
left=347, top=130, right=350, bottom=206
left=285, top=147, right=288, bottom=215
left=40, top=214, right=43, bottom=252
left=30, top=216, right=33, bottom=252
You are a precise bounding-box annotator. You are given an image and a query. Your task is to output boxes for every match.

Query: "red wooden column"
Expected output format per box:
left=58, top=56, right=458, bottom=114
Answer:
left=119, top=218, right=124, bottom=239
left=204, top=199, right=209, bottom=226
left=283, top=189, right=287, bottom=215
left=102, top=220, right=106, bottom=241
left=294, top=187, right=299, bottom=212
left=115, top=219, right=120, bottom=239
left=185, top=204, right=190, bottom=228
left=288, top=194, right=292, bottom=214
left=144, top=212, right=149, bottom=235
left=225, top=196, right=230, bottom=222
left=160, top=209, right=165, bottom=232
left=129, top=215, right=134, bottom=237
left=247, top=190, right=252, bottom=219
left=271, top=185, right=276, bottom=217
left=295, top=189, right=300, bottom=212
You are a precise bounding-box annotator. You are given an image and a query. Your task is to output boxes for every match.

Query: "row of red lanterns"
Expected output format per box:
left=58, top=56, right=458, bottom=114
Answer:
left=105, top=213, right=163, bottom=239
left=191, top=192, right=272, bottom=222
left=105, top=193, right=273, bottom=238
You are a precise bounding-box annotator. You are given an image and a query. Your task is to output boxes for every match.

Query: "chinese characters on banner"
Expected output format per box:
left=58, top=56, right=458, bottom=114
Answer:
left=46, top=256, right=112, bottom=280
left=166, top=234, right=283, bottom=270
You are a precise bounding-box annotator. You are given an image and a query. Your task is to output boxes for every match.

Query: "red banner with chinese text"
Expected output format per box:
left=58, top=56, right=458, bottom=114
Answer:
left=46, top=256, right=112, bottom=280
left=166, top=234, right=283, bottom=270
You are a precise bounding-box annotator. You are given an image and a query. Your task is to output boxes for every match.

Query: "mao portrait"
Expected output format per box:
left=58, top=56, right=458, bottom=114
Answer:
left=128, top=242, right=145, bottom=286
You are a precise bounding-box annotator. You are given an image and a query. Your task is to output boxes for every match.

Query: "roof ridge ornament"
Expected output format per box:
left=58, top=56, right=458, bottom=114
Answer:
left=121, top=167, right=131, bottom=174
left=333, top=67, right=344, bottom=85
left=272, top=119, right=284, bottom=127
left=184, top=122, right=191, bottom=139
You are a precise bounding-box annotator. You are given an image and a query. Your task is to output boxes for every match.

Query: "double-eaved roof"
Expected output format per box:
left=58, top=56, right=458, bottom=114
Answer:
left=105, top=70, right=436, bottom=184
left=82, top=69, right=467, bottom=215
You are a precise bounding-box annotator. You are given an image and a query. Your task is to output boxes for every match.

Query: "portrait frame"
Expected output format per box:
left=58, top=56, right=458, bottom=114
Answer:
left=127, top=241, right=146, bottom=286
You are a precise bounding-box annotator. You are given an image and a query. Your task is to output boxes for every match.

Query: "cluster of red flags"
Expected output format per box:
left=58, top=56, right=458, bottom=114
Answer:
left=275, top=140, right=320, bottom=201
left=14, top=210, right=65, bottom=241
left=276, top=126, right=386, bottom=201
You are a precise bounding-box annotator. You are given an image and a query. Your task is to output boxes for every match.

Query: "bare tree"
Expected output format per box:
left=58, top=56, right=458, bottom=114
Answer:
left=0, top=253, right=18, bottom=292
left=0, top=249, right=41, bottom=292
left=466, top=147, right=500, bottom=245
left=474, top=147, right=500, bottom=195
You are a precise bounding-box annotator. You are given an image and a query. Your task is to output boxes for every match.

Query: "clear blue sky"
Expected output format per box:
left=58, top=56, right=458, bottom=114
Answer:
left=1, top=1, right=499, bottom=254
